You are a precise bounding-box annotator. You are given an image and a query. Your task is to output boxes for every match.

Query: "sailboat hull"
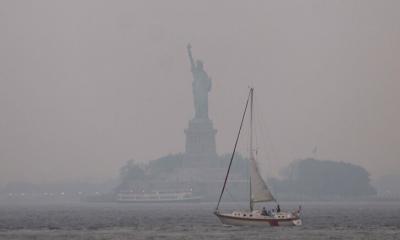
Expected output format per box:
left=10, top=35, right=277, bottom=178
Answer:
left=214, top=211, right=302, bottom=227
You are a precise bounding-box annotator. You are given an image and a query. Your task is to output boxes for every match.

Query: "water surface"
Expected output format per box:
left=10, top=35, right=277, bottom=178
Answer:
left=0, top=201, right=399, bottom=239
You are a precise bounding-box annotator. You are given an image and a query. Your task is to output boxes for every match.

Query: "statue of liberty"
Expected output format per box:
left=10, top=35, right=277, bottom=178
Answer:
left=187, top=44, right=212, bottom=119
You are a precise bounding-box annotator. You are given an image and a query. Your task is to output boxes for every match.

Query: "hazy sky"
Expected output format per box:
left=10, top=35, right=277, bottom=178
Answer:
left=1, top=0, right=399, bottom=183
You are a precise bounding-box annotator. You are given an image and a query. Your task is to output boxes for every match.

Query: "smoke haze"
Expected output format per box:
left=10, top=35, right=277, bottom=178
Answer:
left=0, top=0, right=399, bottom=183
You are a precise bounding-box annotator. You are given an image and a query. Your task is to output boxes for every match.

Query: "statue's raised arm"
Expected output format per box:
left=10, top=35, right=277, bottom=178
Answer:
left=187, top=43, right=195, bottom=70
left=186, top=44, right=212, bottom=119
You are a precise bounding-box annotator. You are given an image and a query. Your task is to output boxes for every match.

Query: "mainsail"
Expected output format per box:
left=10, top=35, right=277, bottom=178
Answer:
left=250, top=156, right=275, bottom=202
left=249, top=87, right=275, bottom=204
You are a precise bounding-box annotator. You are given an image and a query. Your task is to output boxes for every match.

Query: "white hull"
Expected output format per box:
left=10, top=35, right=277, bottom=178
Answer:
left=116, top=191, right=202, bottom=203
left=215, top=210, right=302, bottom=227
left=116, top=196, right=203, bottom=203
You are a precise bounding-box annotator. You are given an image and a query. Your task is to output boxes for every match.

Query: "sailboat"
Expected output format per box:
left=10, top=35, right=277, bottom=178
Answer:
left=214, top=88, right=302, bottom=227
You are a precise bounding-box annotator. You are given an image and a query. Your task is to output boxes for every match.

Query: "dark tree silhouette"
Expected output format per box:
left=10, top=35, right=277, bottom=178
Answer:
left=274, top=158, right=376, bottom=198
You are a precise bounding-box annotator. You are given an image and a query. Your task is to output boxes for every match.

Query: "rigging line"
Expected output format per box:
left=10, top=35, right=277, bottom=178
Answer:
left=253, top=97, right=259, bottom=157
left=254, top=94, right=278, bottom=203
left=258, top=94, right=280, bottom=165
left=225, top=187, right=244, bottom=210
left=215, top=89, right=252, bottom=211
left=253, top=94, right=271, bottom=173
left=223, top=154, right=246, bottom=209
left=224, top=155, right=247, bottom=210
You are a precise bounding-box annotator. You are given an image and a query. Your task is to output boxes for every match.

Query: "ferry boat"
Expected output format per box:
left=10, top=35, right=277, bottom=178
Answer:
left=116, top=190, right=202, bottom=203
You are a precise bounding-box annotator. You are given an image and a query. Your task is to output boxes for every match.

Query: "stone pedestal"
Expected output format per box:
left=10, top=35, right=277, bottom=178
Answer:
left=184, top=118, right=217, bottom=166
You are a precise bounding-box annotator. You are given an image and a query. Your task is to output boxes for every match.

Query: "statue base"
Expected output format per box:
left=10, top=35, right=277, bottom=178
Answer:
left=184, top=118, right=217, bottom=167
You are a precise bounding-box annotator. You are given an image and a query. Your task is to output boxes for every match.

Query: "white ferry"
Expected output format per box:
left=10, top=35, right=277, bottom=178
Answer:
left=116, top=190, right=203, bottom=203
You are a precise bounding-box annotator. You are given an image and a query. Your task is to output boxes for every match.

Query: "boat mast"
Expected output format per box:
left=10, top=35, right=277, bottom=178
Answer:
left=215, top=89, right=251, bottom=211
left=249, top=88, right=254, bottom=212
left=249, top=172, right=252, bottom=211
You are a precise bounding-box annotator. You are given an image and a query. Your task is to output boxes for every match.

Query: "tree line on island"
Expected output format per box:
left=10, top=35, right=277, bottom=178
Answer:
left=117, top=155, right=376, bottom=200
left=270, top=158, right=376, bottom=200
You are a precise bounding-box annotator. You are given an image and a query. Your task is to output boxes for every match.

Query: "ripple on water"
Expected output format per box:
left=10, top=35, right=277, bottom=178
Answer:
left=0, top=201, right=399, bottom=239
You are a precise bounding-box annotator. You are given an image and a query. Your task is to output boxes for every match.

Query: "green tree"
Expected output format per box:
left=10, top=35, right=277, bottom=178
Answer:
left=119, top=159, right=146, bottom=182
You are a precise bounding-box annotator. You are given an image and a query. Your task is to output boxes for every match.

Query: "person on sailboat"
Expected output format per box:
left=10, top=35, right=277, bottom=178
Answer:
left=262, top=207, right=267, bottom=216
left=297, top=205, right=302, bottom=214
left=277, top=204, right=281, bottom=213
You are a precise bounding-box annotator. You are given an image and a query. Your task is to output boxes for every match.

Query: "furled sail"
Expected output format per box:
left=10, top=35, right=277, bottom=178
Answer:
left=250, top=156, right=275, bottom=202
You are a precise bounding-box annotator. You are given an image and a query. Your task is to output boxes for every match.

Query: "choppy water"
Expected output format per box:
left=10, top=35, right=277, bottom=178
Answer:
left=0, top=201, right=399, bottom=239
